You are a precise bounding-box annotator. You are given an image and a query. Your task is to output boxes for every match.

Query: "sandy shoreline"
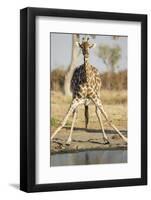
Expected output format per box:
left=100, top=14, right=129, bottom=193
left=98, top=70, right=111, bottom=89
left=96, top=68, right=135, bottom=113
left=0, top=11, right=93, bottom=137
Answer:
left=51, top=129, right=127, bottom=154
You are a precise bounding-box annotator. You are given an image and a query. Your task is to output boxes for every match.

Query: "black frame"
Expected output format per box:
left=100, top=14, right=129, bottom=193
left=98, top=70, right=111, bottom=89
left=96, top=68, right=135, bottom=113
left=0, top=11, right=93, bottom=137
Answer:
left=20, top=7, right=147, bottom=192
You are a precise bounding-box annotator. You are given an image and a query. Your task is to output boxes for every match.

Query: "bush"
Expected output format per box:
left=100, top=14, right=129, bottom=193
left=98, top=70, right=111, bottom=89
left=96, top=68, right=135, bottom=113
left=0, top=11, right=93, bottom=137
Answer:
left=51, top=68, right=65, bottom=91
left=51, top=68, right=127, bottom=92
left=101, top=71, right=127, bottom=90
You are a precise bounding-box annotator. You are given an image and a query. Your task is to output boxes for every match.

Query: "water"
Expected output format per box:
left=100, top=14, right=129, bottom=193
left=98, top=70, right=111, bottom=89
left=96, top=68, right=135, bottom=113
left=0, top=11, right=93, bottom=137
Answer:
left=50, top=150, right=127, bottom=167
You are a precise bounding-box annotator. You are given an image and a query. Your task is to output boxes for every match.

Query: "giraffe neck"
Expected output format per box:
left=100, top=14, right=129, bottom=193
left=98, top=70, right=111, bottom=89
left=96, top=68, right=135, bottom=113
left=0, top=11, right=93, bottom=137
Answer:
left=84, top=56, right=90, bottom=69
left=83, top=56, right=91, bottom=84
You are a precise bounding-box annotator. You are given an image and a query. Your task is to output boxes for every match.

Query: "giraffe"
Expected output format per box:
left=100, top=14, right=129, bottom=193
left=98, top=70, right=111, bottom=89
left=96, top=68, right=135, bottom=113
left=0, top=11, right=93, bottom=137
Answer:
left=51, top=37, right=127, bottom=145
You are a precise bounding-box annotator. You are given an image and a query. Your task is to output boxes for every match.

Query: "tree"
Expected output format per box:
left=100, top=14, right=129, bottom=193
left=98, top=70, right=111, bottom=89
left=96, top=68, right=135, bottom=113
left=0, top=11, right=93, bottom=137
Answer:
left=97, top=44, right=121, bottom=89
left=109, top=46, right=121, bottom=73
left=64, top=34, right=80, bottom=96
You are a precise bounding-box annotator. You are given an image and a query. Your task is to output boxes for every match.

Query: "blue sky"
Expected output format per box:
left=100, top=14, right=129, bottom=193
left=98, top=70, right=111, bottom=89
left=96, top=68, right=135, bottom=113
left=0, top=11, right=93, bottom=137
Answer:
left=50, top=33, right=127, bottom=72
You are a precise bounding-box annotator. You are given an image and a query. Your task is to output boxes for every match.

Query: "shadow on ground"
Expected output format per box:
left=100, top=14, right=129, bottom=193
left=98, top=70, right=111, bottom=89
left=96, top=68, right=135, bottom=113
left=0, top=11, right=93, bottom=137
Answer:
left=9, top=183, right=19, bottom=190
left=65, top=126, right=127, bottom=135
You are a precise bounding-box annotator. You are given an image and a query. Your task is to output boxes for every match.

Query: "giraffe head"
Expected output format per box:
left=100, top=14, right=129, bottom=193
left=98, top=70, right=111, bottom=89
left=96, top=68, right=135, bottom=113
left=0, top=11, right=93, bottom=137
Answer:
left=76, top=37, right=96, bottom=59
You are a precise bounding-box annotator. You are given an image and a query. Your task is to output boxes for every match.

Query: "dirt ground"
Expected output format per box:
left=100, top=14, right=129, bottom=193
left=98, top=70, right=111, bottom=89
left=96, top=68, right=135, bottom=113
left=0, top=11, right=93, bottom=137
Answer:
left=51, top=90, right=127, bottom=154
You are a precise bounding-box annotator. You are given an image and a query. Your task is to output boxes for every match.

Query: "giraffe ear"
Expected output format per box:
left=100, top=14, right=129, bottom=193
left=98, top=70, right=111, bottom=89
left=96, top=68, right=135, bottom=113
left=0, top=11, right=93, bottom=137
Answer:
left=89, top=43, right=96, bottom=49
left=93, top=43, right=96, bottom=48
left=76, top=42, right=80, bottom=47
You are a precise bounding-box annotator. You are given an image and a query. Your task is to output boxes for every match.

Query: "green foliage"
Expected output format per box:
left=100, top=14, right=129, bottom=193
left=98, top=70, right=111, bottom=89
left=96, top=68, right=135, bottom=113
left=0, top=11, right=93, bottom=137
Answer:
left=51, top=117, right=59, bottom=127
left=97, top=44, right=121, bottom=72
left=98, top=45, right=111, bottom=64
left=51, top=117, right=71, bottom=127
left=110, top=46, right=121, bottom=71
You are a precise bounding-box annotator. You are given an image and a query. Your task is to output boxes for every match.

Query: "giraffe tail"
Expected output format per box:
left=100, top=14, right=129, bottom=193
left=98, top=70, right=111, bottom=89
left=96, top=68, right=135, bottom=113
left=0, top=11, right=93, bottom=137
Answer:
left=85, top=105, right=89, bottom=129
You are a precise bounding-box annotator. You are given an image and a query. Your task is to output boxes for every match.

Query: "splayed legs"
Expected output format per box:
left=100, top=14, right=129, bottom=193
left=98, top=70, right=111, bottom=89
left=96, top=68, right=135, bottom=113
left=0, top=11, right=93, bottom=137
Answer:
left=95, top=107, right=110, bottom=144
left=51, top=98, right=84, bottom=140
left=66, top=109, right=77, bottom=145
left=92, top=97, right=127, bottom=143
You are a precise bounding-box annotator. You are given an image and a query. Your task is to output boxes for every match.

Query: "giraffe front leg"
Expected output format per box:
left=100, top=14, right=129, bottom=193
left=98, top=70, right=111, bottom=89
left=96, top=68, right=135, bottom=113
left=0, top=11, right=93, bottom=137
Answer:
left=51, top=98, right=84, bottom=140
left=66, top=109, right=77, bottom=145
left=95, top=107, right=110, bottom=144
left=100, top=106, right=127, bottom=143
left=92, top=97, right=127, bottom=143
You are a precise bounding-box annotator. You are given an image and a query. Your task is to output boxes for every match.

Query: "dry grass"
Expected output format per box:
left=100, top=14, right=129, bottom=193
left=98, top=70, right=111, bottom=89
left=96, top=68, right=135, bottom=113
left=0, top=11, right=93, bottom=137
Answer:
left=51, top=89, right=127, bottom=105
left=51, top=90, right=127, bottom=131
left=100, top=89, right=127, bottom=104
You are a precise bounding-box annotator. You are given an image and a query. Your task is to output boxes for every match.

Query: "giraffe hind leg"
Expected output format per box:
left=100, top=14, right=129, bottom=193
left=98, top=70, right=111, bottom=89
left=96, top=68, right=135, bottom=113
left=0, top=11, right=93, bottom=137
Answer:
left=51, top=98, right=84, bottom=140
left=95, top=107, right=110, bottom=144
left=66, top=109, right=77, bottom=145
left=100, top=106, right=127, bottom=143
left=92, top=97, right=127, bottom=143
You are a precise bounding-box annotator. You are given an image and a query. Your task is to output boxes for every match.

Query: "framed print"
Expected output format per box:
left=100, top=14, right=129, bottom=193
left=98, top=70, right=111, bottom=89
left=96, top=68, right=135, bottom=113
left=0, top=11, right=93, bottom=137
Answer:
left=20, top=7, right=147, bottom=192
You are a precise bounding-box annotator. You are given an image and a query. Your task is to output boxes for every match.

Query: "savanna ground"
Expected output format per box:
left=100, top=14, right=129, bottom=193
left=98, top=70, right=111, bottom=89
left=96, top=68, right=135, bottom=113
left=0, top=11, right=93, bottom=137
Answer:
left=51, top=89, right=127, bottom=154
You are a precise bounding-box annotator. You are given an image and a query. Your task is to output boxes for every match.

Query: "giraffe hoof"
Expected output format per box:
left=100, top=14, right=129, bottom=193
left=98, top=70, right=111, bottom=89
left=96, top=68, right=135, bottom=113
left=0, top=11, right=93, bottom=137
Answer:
left=104, top=141, right=110, bottom=145
left=103, top=139, right=110, bottom=145
left=66, top=139, right=72, bottom=145
left=51, top=137, right=54, bottom=141
left=51, top=134, right=56, bottom=141
left=123, top=137, right=128, bottom=144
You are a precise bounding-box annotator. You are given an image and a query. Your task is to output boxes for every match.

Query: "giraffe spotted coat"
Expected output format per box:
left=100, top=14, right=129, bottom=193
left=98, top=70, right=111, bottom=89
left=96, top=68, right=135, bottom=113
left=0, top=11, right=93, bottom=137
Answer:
left=71, top=64, right=102, bottom=100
